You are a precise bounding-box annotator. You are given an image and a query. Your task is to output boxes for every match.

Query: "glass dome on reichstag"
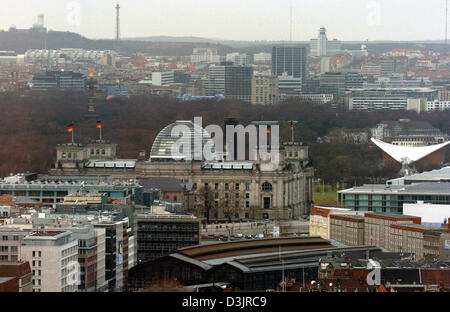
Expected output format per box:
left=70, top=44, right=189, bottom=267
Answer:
left=150, top=121, right=217, bottom=161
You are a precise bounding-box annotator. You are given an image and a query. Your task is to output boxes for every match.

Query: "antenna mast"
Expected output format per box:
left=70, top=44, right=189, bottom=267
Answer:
left=116, top=3, right=120, bottom=41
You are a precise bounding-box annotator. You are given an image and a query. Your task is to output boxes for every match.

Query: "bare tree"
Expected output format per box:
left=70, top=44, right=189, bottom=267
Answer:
left=197, top=185, right=216, bottom=224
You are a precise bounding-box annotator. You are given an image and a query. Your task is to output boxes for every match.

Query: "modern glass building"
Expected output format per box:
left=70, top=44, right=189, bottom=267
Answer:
left=271, top=46, right=307, bottom=86
left=338, top=182, right=450, bottom=213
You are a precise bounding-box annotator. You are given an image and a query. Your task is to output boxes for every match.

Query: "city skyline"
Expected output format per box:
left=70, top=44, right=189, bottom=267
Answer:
left=0, top=0, right=448, bottom=42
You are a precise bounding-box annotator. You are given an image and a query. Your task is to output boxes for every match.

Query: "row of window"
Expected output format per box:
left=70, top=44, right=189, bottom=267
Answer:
left=1, top=235, right=20, bottom=241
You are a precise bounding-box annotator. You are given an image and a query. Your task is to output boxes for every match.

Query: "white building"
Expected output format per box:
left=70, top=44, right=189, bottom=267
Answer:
left=190, top=48, right=223, bottom=64
left=204, top=64, right=226, bottom=96
left=253, top=53, right=271, bottom=64
left=278, top=72, right=302, bottom=92
left=310, top=27, right=342, bottom=57
left=226, top=53, right=251, bottom=65
left=151, top=71, right=174, bottom=87
left=427, top=100, right=450, bottom=112
left=21, top=231, right=78, bottom=292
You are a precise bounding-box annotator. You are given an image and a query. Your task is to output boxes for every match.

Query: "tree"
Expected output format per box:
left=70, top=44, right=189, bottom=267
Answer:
left=197, top=185, right=216, bottom=224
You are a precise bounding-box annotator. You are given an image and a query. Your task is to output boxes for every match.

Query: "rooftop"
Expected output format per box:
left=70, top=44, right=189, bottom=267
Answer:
left=339, top=182, right=450, bottom=196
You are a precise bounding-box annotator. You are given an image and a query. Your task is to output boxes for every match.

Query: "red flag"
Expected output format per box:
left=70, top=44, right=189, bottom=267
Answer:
left=267, top=125, right=271, bottom=134
left=67, top=124, right=74, bottom=133
left=97, top=120, right=102, bottom=129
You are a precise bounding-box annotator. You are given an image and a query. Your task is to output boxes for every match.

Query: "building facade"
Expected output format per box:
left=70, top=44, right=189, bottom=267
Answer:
left=50, top=121, right=315, bottom=220
left=21, top=231, right=78, bottom=292
left=251, top=73, right=279, bottom=105
left=135, top=213, right=200, bottom=263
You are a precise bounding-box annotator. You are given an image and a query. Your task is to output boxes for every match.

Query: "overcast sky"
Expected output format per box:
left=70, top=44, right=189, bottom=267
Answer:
left=0, top=0, right=448, bottom=41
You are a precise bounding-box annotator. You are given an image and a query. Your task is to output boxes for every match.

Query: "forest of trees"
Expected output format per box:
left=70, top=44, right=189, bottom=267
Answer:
left=0, top=90, right=449, bottom=184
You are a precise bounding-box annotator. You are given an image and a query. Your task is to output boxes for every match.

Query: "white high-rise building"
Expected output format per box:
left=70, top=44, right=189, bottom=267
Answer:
left=310, top=27, right=342, bottom=57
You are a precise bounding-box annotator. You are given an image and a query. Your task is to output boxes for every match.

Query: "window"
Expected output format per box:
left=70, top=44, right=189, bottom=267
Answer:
left=96, top=149, right=100, bottom=155
left=102, top=149, right=106, bottom=155
left=91, top=149, right=94, bottom=155
left=246, top=201, right=250, bottom=208
left=245, top=184, right=250, bottom=191
left=235, top=183, right=240, bottom=190
left=246, top=193, right=250, bottom=199
left=215, top=183, right=219, bottom=190
left=264, top=197, right=271, bottom=209
left=225, top=183, right=229, bottom=190
left=262, top=182, right=272, bottom=192
left=2, top=236, right=7, bottom=241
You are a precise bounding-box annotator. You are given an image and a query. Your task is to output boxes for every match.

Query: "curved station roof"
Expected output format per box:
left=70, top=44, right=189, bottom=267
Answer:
left=371, top=138, right=450, bottom=165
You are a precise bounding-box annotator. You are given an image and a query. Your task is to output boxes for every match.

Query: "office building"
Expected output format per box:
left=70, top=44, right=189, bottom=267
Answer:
left=438, top=90, right=450, bottom=101
left=309, top=206, right=365, bottom=240
left=93, top=216, right=133, bottom=292
left=31, top=71, right=86, bottom=90
left=226, top=53, right=251, bottom=65
left=310, top=27, right=342, bottom=57
left=427, top=100, right=450, bottom=111
left=253, top=53, right=271, bottom=64
left=251, top=73, right=279, bottom=105
left=151, top=71, right=174, bottom=87
left=135, top=213, right=200, bottom=263
left=380, top=58, right=397, bottom=76
left=338, top=182, right=450, bottom=213
left=0, top=228, right=32, bottom=262
left=224, top=65, right=253, bottom=103
left=190, top=48, right=223, bottom=64
left=204, top=64, right=226, bottom=96
left=320, top=72, right=346, bottom=104
left=329, top=214, right=365, bottom=246
left=0, top=174, right=143, bottom=208
left=272, top=45, right=307, bottom=90
left=21, top=231, right=78, bottom=292
left=347, top=88, right=436, bottom=111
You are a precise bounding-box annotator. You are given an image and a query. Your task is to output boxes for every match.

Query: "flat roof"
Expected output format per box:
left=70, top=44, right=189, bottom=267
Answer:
left=339, top=182, right=450, bottom=196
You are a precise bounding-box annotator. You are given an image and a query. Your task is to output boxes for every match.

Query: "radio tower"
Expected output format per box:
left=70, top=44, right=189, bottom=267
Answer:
left=115, top=3, right=120, bottom=41
left=446, top=0, right=448, bottom=44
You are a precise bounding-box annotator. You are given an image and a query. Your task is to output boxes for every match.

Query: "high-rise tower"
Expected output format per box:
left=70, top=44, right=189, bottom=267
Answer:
left=115, top=3, right=120, bottom=41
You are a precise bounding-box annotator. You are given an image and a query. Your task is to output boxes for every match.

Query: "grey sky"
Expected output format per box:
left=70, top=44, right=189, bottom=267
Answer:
left=0, top=0, right=448, bottom=41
